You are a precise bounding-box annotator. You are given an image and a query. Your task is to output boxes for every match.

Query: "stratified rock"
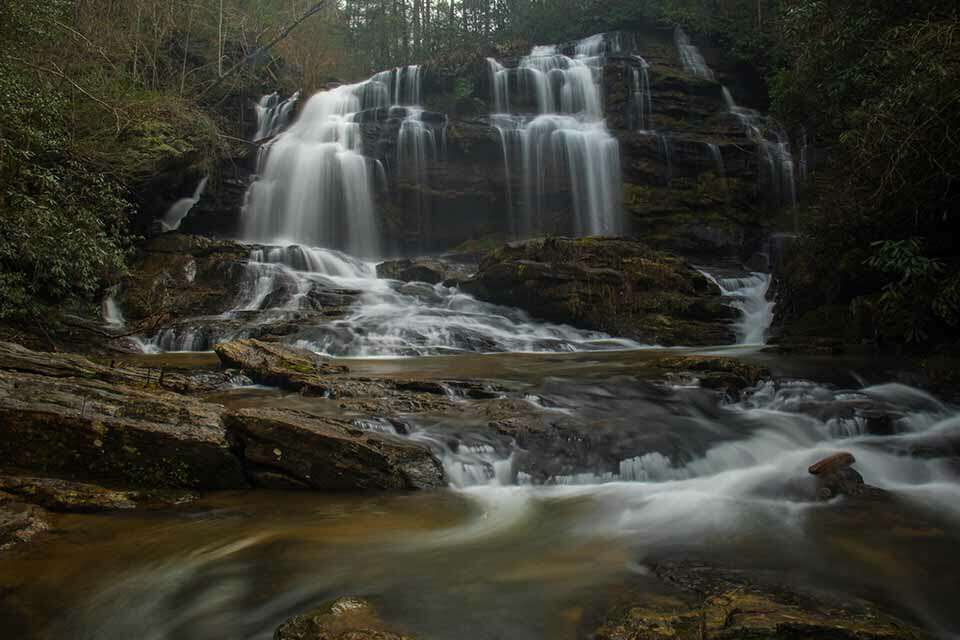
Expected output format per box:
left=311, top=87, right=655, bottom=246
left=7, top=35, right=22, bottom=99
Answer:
left=214, top=339, right=348, bottom=394
left=0, top=476, right=197, bottom=512
left=461, top=237, right=738, bottom=346
left=0, top=370, right=247, bottom=490
left=225, top=408, right=445, bottom=490
left=588, top=561, right=929, bottom=640
left=275, top=597, right=414, bottom=640
left=0, top=340, right=233, bottom=394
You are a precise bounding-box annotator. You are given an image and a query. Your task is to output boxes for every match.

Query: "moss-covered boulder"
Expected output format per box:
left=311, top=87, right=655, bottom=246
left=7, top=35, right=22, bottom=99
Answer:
left=460, top=237, right=737, bottom=345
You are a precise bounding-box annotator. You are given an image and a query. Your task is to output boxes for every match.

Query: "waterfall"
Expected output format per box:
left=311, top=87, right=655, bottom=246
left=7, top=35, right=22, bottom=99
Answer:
left=160, top=177, right=208, bottom=232
left=674, top=27, right=715, bottom=81
left=242, top=79, right=389, bottom=257
left=628, top=56, right=653, bottom=131
left=392, top=66, right=447, bottom=251
left=488, top=33, right=623, bottom=239
left=253, top=91, right=300, bottom=141
left=699, top=270, right=775, bottom=345
left=102, top=294, right=125, bottom=328
left=723, top=87, right=797, bottom=209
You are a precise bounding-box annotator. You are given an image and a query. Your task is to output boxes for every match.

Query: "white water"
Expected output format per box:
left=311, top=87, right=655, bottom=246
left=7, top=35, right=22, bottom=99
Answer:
left=143, top=244, right=642, bottom=356
left=699, top=270, right=774, bottom=345
left=253, top=91, right=300, bottom=141
left=488, top=34, right=623, bottom=238
left=242, top=79, right=389, bottom=256
left=628, top=56, right=653, bottom=131
left=101, top=294, right=125, bottom=328
left=674, top=27, right=715, bottom=81
left=423, top=380, right=960, bottom=533
left=160, top=177, right=208, bottom=232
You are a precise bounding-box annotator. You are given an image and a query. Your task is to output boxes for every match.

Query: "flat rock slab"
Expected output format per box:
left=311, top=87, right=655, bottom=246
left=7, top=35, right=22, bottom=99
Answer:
left=215, top=339, right=348, bottom=394
left=226, top=408, right=445, bottom=490
left=0, top=370, right=247, bottom=490
left=0, top=475, right=196, bottom=512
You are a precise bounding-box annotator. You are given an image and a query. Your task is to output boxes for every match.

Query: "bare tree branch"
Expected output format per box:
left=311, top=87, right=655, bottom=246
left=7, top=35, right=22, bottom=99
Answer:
left=199, top=1, right=327, bottom=100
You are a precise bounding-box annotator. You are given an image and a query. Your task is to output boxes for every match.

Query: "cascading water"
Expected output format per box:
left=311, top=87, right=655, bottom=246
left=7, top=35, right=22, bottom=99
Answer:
left=674, top=27, right=715, bottom=80
left=723, top=87, right=797, bottom=209
left=627, top=56, right=653, bottom=131
left=160, top=177, right=208, bottom=232
left=390, top=65, right=447, bottom=251
left=253, top=91, right=300, bottom=141
left=242, top=80, right=389, bottom=256
left=699, top=269, right=775, bottom=345
left=488, top=34, right=623, bottom=238
left=143, top=244, right=642, bottom=355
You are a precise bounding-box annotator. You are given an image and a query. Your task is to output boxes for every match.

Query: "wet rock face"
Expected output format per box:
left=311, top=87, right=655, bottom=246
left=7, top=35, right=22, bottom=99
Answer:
left=460, top=237, right=738, bottom=345
left=120, top=233, right=252, bottom=324
left=0, top=369, right=248, bottom=490
left=376, top=258, right=476, bottom=285
left=275, top=597, right=414, bottom=640
left=226, top=408, right=445, bottom=490
left=214, top=339, right=349, bottom=395
left=587, top=561, right=930, bottom=640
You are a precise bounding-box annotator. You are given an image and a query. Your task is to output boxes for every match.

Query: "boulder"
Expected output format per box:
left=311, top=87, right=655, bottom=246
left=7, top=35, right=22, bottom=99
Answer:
left=460, top=237, right=738, bottom=345
left=225, top=408, right=445, bottom=490
left=275, top=597, right=414, bottom=640
left=808, top=452, right=856, bottom=475
left=214, top=339, right=349, bottom=394
left=0, top=370, right=247, bottom=490
left=377, top=258, right=448, bottom=284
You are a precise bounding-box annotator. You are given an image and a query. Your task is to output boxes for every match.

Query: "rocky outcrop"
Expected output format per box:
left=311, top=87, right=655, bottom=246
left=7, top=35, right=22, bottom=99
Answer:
left=214, top=339, right=348, bottom=394
left=0, top=340, right=236, bottom=395
left=275, top=597, right=414, bottom=640
left=0, top=369, right=247, bottom=490
left=226, top=409, right=445, bottom=490
left=587, top=561, right=929, bottom=640
left=0, top=476, right=196, bottom=513
left=376, top=257, right=476, bottom=284
left=460, top=237, right=737, bottom=345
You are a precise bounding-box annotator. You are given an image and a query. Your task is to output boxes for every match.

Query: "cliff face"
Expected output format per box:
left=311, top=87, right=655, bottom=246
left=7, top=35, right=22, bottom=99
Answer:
left=176, top=27, right=780, bottom=260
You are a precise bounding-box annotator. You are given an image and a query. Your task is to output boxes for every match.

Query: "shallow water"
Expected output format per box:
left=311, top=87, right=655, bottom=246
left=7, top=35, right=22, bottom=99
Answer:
left=4, top=350, right=960, bottom=639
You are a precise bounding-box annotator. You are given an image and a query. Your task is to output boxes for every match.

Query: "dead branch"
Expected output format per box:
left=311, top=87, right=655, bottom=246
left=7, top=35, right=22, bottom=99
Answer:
left=199, top=1, right=327, bottom=100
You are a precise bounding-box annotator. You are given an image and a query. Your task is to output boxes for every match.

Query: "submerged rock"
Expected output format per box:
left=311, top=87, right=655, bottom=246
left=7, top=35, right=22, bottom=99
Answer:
left=588, top=561, right=929, bottom=640
left=460, top=237, right=737, bottom=346
left=226, top=408, right=445, bottom=490
left=275, top=596, right=414, bottom=640
left=0, top=500, right=50, bottom=552
left=214, top=339, right=348, bottom=394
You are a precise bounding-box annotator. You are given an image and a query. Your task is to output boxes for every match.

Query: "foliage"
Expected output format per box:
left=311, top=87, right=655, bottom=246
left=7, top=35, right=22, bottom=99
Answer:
left=771, top=0, right=960, bottom=346
left=0, top=5, right=132, bottom=321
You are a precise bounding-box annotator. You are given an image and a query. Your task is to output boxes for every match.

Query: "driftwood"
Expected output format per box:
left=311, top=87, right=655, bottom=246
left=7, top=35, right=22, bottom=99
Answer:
left=199, top=1, right=327, bottom=99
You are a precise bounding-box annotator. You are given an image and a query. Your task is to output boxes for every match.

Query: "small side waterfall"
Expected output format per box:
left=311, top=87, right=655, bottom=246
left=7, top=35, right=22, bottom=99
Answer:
left=627, top=56, right=653, bottom=131
left=488, top=34, right=623, bottom=238
left=674, top=27, right=715, bottom=80
left=160, top=177, right=208, bottom=232
left=253, top=91, right=300, bottom=141
left=699, top=269, right=775, bottom=345
left=723, top=87, right=797, bottom=209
